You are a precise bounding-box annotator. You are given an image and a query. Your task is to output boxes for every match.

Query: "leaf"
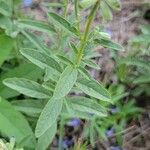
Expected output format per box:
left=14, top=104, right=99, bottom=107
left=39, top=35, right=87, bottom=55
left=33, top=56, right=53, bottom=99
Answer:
left=79, top=0, right=97, bottom=9
left=83, top=59, right=101, bottom=70
left=140, top=25, right=150, bottom=34
left=3, top=78, right=52, bottom=99
left=100, top=1, right=113, bottom=21
left=84, top=51, right=101, bottom=59
left=56, top=54, right=73, bottom=65
left=0, top=0, right=12, bottom=16
left=106, top=0, right=121, bottom=11
left=118, top=58, right=150, bottom=71
left=20, top=48, right=62, bottom=73
left=0, top=34, right=14, bottom=66
left=78, top=66, right=91, bottom=80
left=48, top=12, right=79, bottom=36
left=0, top=15, right=13, bottom=35
left=53, top=66, right=78, bottom=99
left=70, top=42, right=78, bottom=54
left=133, top=75, right=150, bottom=84
left=0, top=97, right=36, bottom=149
left=17, top=19, right=56, bottom=34
left=69, top=96, right=107, bottom=117
left=36, top=122, right=57, bottom=150
left=0, top=63, right=42, bottom=99
left=76, top=78, right=111, bottom=102
left=44, top=67, right=60, bottom=82
left=12, top=99, right=45, bottom=117
left=21, top=31, right=47, bottom=54
left=130, top=34, right=150, bottom=43
left=35, top=98, right=63, bottom=137
left=95, top=39, right=124, bottom=51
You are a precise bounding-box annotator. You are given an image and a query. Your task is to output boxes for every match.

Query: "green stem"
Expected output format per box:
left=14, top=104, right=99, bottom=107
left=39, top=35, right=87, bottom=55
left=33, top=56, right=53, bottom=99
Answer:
left=64, top=0, right=69, bottom=18
left=75, top=0, right=80, bottom=33
left=76, top=0, right=101, bottom=65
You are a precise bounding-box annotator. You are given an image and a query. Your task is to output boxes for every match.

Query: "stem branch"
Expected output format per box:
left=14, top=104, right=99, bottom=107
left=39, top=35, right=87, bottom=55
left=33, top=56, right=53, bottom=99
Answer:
left=76, top=0, right=101, bottom=65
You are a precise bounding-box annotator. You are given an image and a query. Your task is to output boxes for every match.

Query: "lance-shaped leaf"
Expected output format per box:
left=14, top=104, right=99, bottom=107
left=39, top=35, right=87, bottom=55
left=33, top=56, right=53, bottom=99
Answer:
left=95, top=39, right=124, bottom=51
left=36, top=122, right=57, bottom=150
left=100, top=1, right=113, bottom=21
left=0, top=0, right=12, bottom=16
left=83, top=59, right=101, bottom=70
left=118, top=58, right=150, bottom=71
left=76, top=78, right=111, bottom=102
left=68, top=96, right=107, bottom=117
left=35, top=98, right=63, bottom=137
left=78, top=66, right=91, bottom=80
left=133, top=75, right=150, bottom=84
left=12, top=99, right=45, bottom=117
left=21, top=31, right=48, bottom=54
left=56, top=55, right=73, bottom=65
left=0, top=35, right=14, bottom=66
left=53, top=66, right=78, bottom=99
left=17, top=19, right=56, bottom=34
left=0, top=98, right=36, bottom=149
left=3, top=78, right=52, bottom=99
left=106, top=0, right=121, bottom=11
left=0, top=63, right=42, bottom=99
left=20, top=48, right=62, bottom=73
left=48, top=12, right=79, bottom=36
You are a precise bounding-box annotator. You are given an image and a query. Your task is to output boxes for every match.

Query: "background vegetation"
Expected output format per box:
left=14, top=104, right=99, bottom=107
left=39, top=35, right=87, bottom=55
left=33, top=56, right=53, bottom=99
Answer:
left=0, top=0, right=149, bottom=150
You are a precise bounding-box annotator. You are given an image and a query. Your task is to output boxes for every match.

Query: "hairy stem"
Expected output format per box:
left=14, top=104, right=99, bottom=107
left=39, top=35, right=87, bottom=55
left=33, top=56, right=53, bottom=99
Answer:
left=75, top=0, right=80, bottom=33
left=76, top=0, right=101, bottom=65
left=64, top=0, right=69, bottom=18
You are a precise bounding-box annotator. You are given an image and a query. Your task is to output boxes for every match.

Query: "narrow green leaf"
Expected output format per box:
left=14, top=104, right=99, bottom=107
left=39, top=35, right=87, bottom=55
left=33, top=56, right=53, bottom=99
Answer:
left=0, top=97, right=36, bottom=149
left=100, top=1, right=113, bottom=21
left=0, top=63, right=42, bottom=99
left=17, top=19, right=56, bottom=34
left=43, top=2, right=64, bottom=8
left=83, top=59, right=101, bottom=70
left=3, top=78, right=52, bottom=99
left=0, top=35, right=14, bottom=66
left=53, top=66, right=78, bottom=99
left=133, top=75, right=150, bottom=84
left=0, top=15, right=12, bottom=35
left=56, top=55, right=74, bottom=65
left=21, top=31, right=47, bottom=53
left=35, top=98, right=63, bottom=137
left=36, top=122, right=57, bottom=150
left=44, top=67, right=60, bottom=82
left=0, top=0, right=12, bottom=16
left=130, top=34, right=150, bottom=43
left=84, top=51, right=101, bottom=59
left=79, top=0, right=97, bottom=9
left=95, top=39, right=124, bottom=51
left=118, top=58, right=150, bottom=71
left=69, top=96, right=107, bottom=116
left=48, top=12, right=79, bottom=36
left=78, top=66, right=91, bottom=80
left=106, top=0, right=121, bottom=11
left=70, top=42, right=78, bottom=54
left=76, top=78, right=111, bottom=102
left=20, top=48, right=62, bottom=73
left=12, top=99, right=45, bottom=117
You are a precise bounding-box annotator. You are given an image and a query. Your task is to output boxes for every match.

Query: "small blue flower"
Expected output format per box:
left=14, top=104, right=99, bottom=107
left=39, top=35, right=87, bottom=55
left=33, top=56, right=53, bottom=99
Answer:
left=67, top=118, right=81, bottom=127
left=23, top=0, right=32, bottom=7
left=111, top=146, right=121, bottom=150
left=62, top=139, right=74, bottom=149
left=110, top=107, right=120, bottom=114
left=106, top=127, right=115, bottom=137
left=105, top=28, right=113, bottom=38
